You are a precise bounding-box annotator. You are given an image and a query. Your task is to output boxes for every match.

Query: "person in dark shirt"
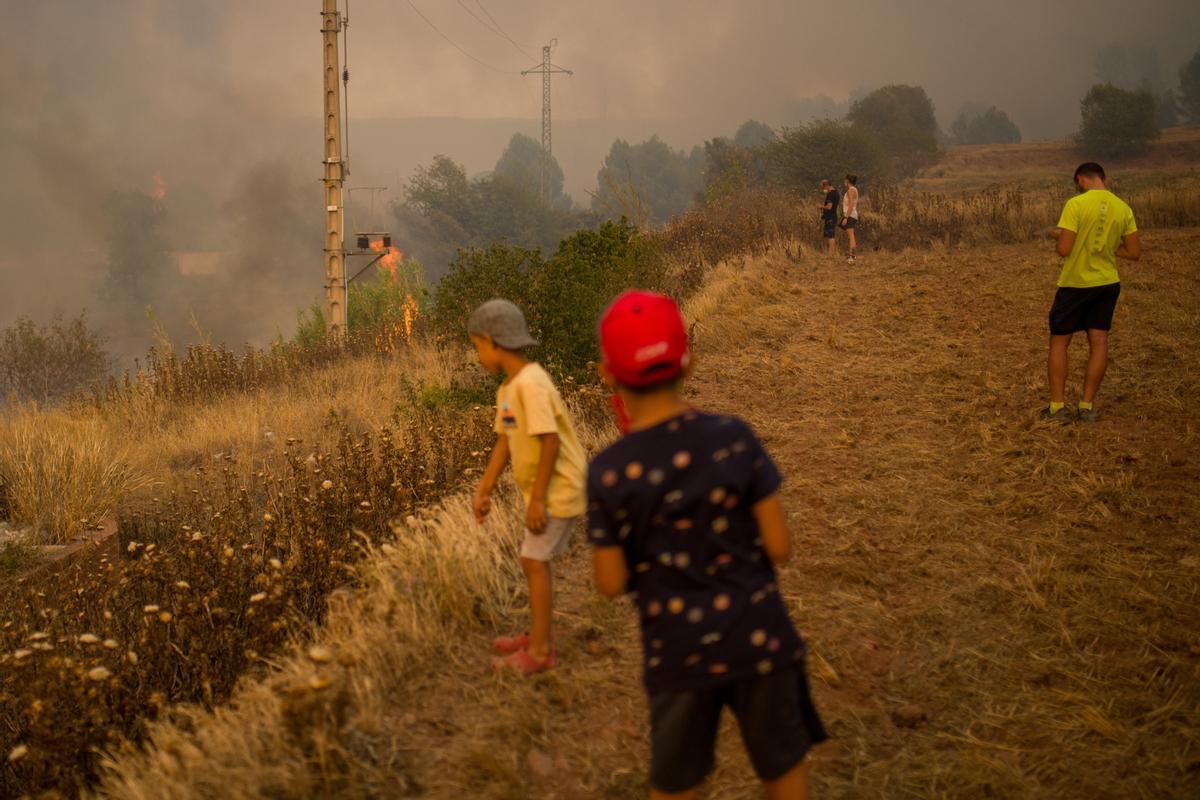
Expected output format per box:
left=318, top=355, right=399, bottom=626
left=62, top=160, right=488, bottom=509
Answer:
left=819, top=179, right=840, bottom=256
left=588, top=291, right=827, bottom=799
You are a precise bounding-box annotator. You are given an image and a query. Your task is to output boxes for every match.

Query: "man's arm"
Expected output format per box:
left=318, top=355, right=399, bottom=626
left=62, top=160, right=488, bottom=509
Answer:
left=474, top=434, right=510, bottom=522
left=593, top=546, right=630, bottom=597
left=1055, top=229, right=1077, bottom=258
left=753, top=493, right=792, bottom=565
left=526, top=432, right=560, bottom=533
left=1116, top=231, right=1141, bottom=261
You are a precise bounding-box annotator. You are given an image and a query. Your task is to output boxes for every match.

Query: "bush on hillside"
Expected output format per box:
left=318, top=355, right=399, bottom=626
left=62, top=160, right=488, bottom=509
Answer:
left=766, top=120, right=886, bottom=192
left=846, top=84, right=942, bottom=177
left=591, top=137, right=706, bottom=226
left=1179, top=49, right=1200, bottom=125
left=1075, top=83, right=1160, bottom=158
left=949, top=106, right=1022, bottom=145
left=432, top=221, right=664, bottom=382
left=0, top=313, right=110, bottom=404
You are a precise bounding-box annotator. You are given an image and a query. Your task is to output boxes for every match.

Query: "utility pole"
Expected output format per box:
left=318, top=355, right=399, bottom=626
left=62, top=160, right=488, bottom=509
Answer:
left=522, top=40, right=572, bottom=202
left=321, top=0, right=347, bottom=340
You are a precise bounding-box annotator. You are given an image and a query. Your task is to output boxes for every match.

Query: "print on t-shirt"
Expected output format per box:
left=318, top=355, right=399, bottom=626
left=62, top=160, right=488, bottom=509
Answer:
left=587, top=411, right=805, bottom=693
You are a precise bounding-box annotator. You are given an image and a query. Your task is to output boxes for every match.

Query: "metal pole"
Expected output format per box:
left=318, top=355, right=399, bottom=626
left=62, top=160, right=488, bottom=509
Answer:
left=321, top=0, right=347, bottom=340
left=541, top=45, right=551, bottom=200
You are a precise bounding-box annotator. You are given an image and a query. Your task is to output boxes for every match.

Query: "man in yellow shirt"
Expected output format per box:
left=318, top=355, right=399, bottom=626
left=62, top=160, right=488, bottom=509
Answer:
left=1045, top=163, right=1141, bottom=423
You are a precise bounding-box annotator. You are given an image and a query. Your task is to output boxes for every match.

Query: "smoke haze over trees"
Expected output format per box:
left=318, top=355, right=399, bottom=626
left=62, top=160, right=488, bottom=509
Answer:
left=1, top=0, right=1197, bottom=360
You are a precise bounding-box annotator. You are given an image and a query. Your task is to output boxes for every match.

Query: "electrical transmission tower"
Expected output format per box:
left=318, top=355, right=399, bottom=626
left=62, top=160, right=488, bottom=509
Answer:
left=521, top=40, right=572, bottom=201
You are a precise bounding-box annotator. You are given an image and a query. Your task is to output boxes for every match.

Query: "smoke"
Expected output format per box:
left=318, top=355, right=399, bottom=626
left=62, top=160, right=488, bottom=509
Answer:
left=1, top=1, right=1197, bottom=362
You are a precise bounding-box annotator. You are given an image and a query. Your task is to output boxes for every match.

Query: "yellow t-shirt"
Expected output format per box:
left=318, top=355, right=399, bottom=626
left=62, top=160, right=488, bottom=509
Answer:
left=1055, top=189, right=1137, bottom=288
left=494, top=363, right=587, bottom=518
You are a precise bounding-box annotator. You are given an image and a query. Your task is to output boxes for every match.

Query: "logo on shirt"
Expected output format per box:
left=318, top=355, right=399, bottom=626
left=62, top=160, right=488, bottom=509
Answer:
left=499, top=402, right=518, bottom=429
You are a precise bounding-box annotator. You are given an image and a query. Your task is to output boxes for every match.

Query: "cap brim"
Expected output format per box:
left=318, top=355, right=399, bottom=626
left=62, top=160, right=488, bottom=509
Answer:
left=495, top=333, right=538, bottom=349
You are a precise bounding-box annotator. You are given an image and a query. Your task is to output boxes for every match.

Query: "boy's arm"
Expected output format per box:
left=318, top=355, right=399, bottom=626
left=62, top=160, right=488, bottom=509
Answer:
left=526, top=432, right=560, bottom=533
left=753, top=493, right=792, bottom=565
left=473, top=434, right=510, bottom=523
left=1116, top=231, right=1141, bottom=261
left=593, top=547, right=630, bottom=598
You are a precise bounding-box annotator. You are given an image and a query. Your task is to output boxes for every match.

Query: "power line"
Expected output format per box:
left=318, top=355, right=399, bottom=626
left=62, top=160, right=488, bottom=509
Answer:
left=471, top=0, right=537, bottom=61
left=405, top=0, right=520, bottom=75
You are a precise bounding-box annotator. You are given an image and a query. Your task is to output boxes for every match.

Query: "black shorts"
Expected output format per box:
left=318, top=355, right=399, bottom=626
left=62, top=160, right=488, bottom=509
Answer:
left=839, top=217, right=857, bottom=230
left=1048, top=283, right=1121, bottom=335
left=822, top=217, right=837, bottom=238
left=648, top=662, right=828, bottom=793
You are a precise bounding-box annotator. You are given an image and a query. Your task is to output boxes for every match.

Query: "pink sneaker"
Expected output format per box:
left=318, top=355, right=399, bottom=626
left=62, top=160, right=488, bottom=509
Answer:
left=492, top=632, right=531, bottom=654
left=492, top=647, right=556, bottom=676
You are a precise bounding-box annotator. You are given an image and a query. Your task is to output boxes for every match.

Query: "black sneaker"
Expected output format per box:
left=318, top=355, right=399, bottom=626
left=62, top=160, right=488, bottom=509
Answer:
left=1076, top=407, right=1098, bottom=423
left=1039, top=405, right=1073, bottom=424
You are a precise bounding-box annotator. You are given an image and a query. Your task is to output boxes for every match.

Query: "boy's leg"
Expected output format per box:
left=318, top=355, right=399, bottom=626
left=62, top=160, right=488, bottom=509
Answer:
left=1048, top=334, right=1072, bottom=404
left=764, top=761, right=810, bottom=800
left=520, top=556, right=553, bottom=660
left=1082, top=328, right=1109, bottom=403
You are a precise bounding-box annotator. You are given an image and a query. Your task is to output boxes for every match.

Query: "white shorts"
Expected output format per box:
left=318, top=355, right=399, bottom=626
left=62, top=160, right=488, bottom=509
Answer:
left=521, top=515, right=579, bottom=562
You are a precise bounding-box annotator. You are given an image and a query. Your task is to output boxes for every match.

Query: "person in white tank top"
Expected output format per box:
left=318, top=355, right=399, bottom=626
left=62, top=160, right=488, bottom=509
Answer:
left=839, top=174, right=860, bottom=263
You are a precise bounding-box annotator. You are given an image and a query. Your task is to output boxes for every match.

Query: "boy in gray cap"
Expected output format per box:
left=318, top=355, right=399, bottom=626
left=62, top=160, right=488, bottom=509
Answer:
left=468, top=299, right=587, bottom=674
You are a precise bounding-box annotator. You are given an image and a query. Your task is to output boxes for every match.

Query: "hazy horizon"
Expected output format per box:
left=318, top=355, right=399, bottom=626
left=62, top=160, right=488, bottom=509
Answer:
left=2, top=0, right=1197, bottom=355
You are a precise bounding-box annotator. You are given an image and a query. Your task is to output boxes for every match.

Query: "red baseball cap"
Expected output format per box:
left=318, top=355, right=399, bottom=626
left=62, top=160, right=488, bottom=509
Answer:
left=599, top=290, right=691, bottom=388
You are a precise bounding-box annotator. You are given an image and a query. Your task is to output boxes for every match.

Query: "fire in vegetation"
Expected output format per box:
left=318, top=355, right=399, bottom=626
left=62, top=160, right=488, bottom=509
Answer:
left=367, top=238, right=421, bottom=346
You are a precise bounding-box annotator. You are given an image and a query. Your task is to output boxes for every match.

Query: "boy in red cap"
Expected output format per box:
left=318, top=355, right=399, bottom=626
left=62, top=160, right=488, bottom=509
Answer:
left=587, top=291, right=826, bottom=799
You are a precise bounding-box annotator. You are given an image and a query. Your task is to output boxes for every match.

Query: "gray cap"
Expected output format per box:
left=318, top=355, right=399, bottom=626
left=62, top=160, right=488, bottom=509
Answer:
left=467, top=298, right=538, bottom=349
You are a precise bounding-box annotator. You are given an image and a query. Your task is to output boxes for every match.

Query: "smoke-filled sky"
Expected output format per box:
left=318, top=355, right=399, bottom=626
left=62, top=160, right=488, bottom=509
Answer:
left=1, top=0, right=1197, bottom=353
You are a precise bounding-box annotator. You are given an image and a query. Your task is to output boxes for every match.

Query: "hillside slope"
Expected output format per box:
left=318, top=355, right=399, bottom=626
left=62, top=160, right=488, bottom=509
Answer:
left=917, top=126, right=1200, bottom=192
left=93, top=230, right=1200, bottom=799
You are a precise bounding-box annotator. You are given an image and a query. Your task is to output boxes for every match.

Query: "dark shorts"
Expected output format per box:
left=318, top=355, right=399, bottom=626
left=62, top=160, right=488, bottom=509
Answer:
left=648, top=662, right=828, bottom=793
left=1048, top=282, right=1121, bottom=335
left=822, top=217, right=837, bottom=238
left=839, top=217, right=857, bottom=230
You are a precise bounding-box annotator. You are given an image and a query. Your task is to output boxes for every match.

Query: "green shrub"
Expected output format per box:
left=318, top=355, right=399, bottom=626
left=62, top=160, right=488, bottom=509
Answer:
left=1075, top=83, right=1160, bottom=158
left=0, top=313, right=110, bottom=404
left=432, top=221, right=664, bottom=382
left=766, top=120, right=887, bottom=192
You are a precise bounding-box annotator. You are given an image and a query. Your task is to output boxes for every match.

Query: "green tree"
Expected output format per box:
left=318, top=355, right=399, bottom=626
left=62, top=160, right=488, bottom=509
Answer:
left=1180, top=49, right=1200, bottom=125
left=846, top=84, right=941, bottom=176
left=1156, top=90, right=1180, bottom=128
left=1075, top=83, right=1160, bottom=158
left=949, top=106, right=1022, bottom=145
left=493, top=133, right=569, bottom=209
left=101, top=190, right=178, bottom=311
left=591, top=136, right=706, bottom=225
left=765, top=120, right=886, bottom=192
left=404, top=155, right=472, bottom=222
left=733, top=120, right=777, bottom=148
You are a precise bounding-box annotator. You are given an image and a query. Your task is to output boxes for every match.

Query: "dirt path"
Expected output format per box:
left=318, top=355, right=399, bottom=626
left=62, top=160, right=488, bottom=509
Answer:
left=399, top=232, right=1200, bottom=799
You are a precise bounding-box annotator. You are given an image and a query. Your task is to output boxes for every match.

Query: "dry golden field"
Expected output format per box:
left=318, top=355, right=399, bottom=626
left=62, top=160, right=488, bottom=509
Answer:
left=3, top=132, right=1199, bottom=798
left=79, top=226, right=1200, bottom=799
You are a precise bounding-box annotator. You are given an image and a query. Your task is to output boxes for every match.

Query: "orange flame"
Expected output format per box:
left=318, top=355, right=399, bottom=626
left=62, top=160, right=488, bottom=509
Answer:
left=368, top=239, right=405, bottom=282
left=150, top=171, right=166, bottom=201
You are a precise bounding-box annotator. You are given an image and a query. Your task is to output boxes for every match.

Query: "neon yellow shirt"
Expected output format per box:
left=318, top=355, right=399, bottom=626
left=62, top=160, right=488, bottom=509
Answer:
left=1054, top=189, right=1137, bottom=288
left=494, top=363, right=587, bottom=518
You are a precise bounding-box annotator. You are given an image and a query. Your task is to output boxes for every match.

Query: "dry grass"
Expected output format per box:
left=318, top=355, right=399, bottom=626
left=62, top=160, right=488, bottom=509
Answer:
left=88, top=491, right=528, bottom=800
left=0, top=410, right=150, bottom=544
left=83, top=228, right=1199, bottom=799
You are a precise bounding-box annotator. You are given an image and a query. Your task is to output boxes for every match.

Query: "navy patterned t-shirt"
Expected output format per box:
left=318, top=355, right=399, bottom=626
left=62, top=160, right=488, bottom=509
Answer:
left=587, top=410, right=805, bottom=694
